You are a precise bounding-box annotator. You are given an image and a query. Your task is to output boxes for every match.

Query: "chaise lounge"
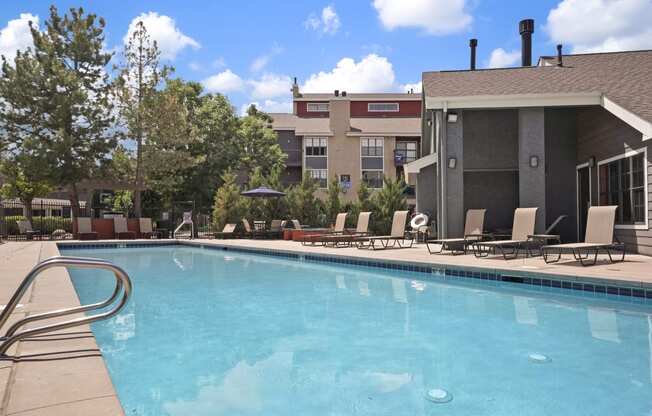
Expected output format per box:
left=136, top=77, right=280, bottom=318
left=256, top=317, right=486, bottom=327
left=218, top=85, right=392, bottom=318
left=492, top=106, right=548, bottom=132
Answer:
left=355, top=210, right=413, bottom=250
left=114, top=217, right=136, bottom=239
left=426, top=209, right=486, bottom=255
left=76, top=217, right=98, bottom=240
left=318, top=212, right=372, bottom=247
left=299, top=213, right=348, bottom=245
left=471, top=208, right=537, bottom=260
left=541, top=205, right=625, bottom=266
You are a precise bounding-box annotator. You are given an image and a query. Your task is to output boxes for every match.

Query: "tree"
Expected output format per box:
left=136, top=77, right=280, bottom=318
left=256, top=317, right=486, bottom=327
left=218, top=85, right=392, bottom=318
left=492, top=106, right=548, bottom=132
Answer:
left=263, top=167, right=288, bottom=221
left=326, top=175, right=342, bottom=225
left=372, top=177, right=408, bottom=234
left=238, top=105, right=286, bottom=178
left=243, top=167, right=265, bottom=221
left=115, top=21, right=171, bottom=217
left=212, top=170, right=245, bottom=230
left=0, top=6, right=116, bottom=219
left=0, top=156, right=52, bottom=222
left=286, top=172, right=320, bottom=226
left=112, top=190, right=133, bottom=217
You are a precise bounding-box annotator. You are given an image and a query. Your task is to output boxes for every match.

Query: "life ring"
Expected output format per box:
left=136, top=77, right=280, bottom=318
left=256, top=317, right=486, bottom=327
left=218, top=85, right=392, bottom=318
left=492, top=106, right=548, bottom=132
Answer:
left=410, top=213, right=429, bottom=230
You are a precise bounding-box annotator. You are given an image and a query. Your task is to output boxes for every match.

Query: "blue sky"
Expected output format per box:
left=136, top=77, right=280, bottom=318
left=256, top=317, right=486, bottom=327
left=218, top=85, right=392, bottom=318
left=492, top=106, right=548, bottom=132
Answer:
left=1, top=0, right=651, bottom=114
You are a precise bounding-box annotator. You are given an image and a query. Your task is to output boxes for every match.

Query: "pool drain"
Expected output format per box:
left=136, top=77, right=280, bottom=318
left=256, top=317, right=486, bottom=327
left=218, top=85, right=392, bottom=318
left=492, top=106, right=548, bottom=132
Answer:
left=528, top=353, right=551, bottom=363
left=425, top=388, right=453, bottom=403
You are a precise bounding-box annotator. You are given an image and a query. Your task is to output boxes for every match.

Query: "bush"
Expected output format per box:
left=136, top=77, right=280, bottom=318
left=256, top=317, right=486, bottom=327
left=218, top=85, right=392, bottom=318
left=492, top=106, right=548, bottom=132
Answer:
left=3, top=215, right=73, bottom=235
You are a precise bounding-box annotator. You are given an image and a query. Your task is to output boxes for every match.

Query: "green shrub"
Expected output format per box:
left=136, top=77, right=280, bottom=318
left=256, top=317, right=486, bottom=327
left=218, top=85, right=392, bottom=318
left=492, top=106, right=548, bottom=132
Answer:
left=3, top=215, right=73, bottom=235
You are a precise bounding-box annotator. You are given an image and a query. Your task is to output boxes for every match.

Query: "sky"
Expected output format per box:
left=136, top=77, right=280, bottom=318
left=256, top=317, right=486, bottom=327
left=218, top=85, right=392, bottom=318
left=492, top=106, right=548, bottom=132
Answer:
left=1, top=0, right=651, bottom=114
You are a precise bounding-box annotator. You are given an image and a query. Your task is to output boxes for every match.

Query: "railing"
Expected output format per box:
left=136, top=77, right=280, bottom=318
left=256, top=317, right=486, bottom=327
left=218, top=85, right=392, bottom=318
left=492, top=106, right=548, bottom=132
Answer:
left=0, top=256, right=132, bottom=356
left=0, top=199, right=94, bottom=240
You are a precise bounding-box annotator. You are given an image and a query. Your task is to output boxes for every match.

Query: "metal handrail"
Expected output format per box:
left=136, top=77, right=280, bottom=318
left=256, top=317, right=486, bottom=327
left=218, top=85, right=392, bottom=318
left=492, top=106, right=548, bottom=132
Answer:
left=0, top=256, right=132, bottom=355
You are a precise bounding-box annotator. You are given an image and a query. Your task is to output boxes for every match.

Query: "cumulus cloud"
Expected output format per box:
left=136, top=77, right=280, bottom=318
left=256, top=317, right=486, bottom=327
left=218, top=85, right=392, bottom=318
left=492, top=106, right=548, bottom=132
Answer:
left=372, top=0, right=471, bottom=35
left=124, top=12, right=199, bottom=60
left=250, top=44, right=283, bottom=72
left=240, top=100, right=293, bottom=115
left=486, top=48, right=520, bottom=68
left=304, top=5, right=341, bottom=35
left=0, top=13, right=38, bottom=63
left=202, top=69, right=245, bottom=93
left=248, top=73, right=292, bottom=100
left=302, top=54, right=396, bottom=93
left=546, top=0, right=652, bottom=53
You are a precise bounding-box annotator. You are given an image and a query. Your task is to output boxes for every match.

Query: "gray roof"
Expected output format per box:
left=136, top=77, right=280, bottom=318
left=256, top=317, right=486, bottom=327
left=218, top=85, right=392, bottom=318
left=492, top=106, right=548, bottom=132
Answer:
left=422, top=50, right=652, bottom=123
left=347, top=118, right=421, bottom=136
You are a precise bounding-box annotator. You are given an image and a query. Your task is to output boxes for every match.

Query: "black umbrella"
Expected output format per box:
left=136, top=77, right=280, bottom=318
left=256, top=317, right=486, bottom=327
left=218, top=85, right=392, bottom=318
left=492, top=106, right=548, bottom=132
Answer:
left=240, top=187, right=286, bottom=198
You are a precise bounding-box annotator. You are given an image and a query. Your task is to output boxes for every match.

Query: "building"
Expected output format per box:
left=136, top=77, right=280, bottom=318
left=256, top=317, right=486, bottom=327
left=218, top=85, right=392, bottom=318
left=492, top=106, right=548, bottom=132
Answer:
left=407, top=19, right=652, bottom=254
left=269, top=83, right=421, bottom=205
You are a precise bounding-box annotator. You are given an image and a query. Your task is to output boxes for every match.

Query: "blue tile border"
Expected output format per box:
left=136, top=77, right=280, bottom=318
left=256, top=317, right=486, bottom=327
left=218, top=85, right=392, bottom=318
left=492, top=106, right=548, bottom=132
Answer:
left=57, top=241, right=652, bottom=303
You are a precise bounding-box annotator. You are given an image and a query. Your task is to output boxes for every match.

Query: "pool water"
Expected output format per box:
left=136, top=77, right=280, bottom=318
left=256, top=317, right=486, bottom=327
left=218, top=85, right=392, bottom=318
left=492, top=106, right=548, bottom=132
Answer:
left=65, top=246, right=652, bottom=416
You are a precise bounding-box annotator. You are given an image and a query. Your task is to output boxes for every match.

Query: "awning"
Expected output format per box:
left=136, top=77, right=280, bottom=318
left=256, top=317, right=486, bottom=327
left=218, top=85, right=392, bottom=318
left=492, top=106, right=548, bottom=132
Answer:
left=403, top=153, right=437, bottom=185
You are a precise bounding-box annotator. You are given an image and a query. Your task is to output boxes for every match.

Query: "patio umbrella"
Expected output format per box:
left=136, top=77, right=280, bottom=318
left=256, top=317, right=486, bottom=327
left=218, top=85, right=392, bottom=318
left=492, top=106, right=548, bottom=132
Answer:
left=240, top=187, right=286, bottom=198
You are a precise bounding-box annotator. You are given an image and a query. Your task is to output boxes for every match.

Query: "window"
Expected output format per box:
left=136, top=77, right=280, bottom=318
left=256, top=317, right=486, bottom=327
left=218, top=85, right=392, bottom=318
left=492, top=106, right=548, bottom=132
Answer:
left=361, top=137, right=384, bottom=188
left=307, top=102, right=329, bottom=112
left=598, top=148, right=647, bottom=227
left=395, top=141, right=418, bottom=163
left=304, top=137, right=327, bottom=156
left=305, top=137, right=328, bottom=188
left=309, top=169, right=328, bottom=188
left=368, top=102, right=399, bottom=112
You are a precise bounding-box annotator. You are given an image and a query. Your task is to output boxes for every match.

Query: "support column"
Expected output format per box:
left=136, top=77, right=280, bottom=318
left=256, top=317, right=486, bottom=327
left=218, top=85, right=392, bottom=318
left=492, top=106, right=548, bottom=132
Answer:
left=518, top=108, right=546, bottom=232
left=446, top=112, right=464, bottom=237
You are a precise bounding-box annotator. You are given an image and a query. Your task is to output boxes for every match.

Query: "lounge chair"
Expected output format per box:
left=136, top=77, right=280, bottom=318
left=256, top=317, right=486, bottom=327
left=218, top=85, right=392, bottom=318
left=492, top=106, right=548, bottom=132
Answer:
left=472, top=208, right=538, bottom=259
left=266, top=219, right=283, bottom=239
left=139, top=218, right=160, bottom=239
left=291, top=219, right=302, bottom=230
left=542, top=206, right=625, bottom=266
left=242, top=218, right=273, bottom=239
left=299, top=213, right=348, bottom=245
left=114, top=217, right=136, bottom=239
left=320, top=212, right=372, bottom=247
left=16, top=220, right=42, bottom=240
left=356, top=210, right=413, bottom=250
left=76, top=217, right=98, bottom=240
left=426, top=209, right=486, bottom=255
left=213, top=223, right=237, bottom=239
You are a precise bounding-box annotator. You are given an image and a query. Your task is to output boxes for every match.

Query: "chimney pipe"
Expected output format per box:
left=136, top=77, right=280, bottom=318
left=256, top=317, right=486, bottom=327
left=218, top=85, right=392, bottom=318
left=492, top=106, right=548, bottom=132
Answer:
left=519, top=19, right=534, bottom=66
left=334, top=89, right=339, bottom=97
left=342, top=91, right=347, bottom=97
left=469, top=38, right=478, bottom=70
left=556, top=44, right=563, bottom=66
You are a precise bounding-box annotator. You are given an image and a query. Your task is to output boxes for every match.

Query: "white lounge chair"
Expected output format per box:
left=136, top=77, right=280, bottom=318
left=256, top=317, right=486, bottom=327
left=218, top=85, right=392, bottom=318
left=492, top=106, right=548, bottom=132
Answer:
left=426, top=209, right=486, bottom=255
left=472, top=208, right=538, bottom=259
left=356, top=210, right=413, bottom=250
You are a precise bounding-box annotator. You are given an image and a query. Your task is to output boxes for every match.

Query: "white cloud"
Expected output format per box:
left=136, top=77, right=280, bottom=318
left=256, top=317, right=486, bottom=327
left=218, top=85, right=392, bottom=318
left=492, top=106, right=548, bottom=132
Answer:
left=202, top=69, right=245, bottom=93
left=401, top=82, right=422, bottom=93
left=304, top=5, right=341, bottom=35
left=373, top=0, right=472, bottom=35
left=250, top=44, right=283, bottom=72
left=240, top=100, right=293, bottom=115
left=486, top=48, right=520, bottom=68
left=546, top=0, right=652, bottom=53
left=302, top=54, right=396, bottom=93
left=212, top=57, right=226, bottom=68
left=0, top=13, right=38, bottom=63
left=248, top=73, right=292, bottom=100
left=124, top=12, right=199, bottom=60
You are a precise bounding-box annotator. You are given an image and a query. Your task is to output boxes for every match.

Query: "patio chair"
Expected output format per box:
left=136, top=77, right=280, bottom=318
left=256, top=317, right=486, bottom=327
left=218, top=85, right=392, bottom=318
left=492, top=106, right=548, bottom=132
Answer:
left=76, top=217, right=98, bottom=240
left=425, top=209, right=486, bottom=255
left=266, top=220, right=284, bottom=239
left=291, top=219, right=302, bottom=230
left=139, top=218, right=161, bottom=239
left=213, top=223, right=237, bottom=239
left=300, top=213, right=348, bottom=245
left=542, top=206, right=625, bottom=266
left=471, top=208, right=538, bottom=259
left=114, top=217, right=136, bottom=239
left=242, top=218, right=266, bottom=239
left=355, top=210, right=413, bottom=250
left=16, top=220, right=42, bottom=240
left=320, top=212, right=372, bottom=247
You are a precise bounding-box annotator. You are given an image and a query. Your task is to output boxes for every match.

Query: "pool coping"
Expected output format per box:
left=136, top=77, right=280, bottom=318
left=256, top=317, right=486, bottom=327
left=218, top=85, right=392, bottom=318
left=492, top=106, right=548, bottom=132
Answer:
left=57, top=239, right=652, bottom=302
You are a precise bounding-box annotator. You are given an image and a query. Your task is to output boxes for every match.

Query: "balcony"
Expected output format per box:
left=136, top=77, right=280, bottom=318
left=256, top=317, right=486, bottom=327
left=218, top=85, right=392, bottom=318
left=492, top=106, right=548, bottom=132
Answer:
left=394, top=150, right=417, bottom=166
left=284, top=149, right=302, bottom=167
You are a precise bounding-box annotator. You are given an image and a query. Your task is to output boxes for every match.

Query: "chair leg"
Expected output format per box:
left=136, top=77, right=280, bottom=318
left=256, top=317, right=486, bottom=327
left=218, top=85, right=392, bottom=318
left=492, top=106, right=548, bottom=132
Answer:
left=542, top=248, right=561, bottom=264
left=576, top=249, right=598, bottom=266
left=473, top=244, right=489, bottom=258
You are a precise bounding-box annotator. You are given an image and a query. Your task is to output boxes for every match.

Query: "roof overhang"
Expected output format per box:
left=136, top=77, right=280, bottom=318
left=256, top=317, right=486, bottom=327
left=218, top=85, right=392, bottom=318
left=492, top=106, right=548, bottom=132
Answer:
left=404, top=153, right=437, bottom=174
left=296, top=131, right=334, bottom=137
left=425, top=91, right=652, bottom=140
left=346, top=132, right=420, bottom=137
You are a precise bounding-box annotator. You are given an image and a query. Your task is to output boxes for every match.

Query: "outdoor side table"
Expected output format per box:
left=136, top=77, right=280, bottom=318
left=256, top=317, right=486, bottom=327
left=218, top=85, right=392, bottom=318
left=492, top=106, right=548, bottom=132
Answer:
left=527, top=234, right=561, bottom=257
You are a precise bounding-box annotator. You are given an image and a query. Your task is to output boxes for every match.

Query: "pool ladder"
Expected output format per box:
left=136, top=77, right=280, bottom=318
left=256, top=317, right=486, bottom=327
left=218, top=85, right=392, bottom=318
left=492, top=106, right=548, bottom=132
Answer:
left=0, top=256, right=132, bottom=356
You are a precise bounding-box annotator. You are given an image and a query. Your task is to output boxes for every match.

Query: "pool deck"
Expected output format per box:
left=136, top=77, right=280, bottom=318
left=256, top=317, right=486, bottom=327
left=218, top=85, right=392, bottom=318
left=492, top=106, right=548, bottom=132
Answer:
left=0, top=238, right=651, bottom=415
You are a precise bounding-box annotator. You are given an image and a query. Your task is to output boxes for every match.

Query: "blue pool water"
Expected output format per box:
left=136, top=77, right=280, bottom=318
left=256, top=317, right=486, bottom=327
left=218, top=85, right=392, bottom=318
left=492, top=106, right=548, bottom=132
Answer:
left=65, top=246, right=652, bottom=416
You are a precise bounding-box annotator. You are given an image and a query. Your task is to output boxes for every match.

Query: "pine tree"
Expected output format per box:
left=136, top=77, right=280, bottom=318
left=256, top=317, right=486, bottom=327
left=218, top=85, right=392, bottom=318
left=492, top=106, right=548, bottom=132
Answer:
left=212, top=171, right=245, bottom=230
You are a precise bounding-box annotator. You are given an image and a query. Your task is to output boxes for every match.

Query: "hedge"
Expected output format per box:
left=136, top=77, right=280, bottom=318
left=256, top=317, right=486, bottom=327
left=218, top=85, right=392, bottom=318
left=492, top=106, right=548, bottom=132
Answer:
left=2, top=216, right=73, bottom=235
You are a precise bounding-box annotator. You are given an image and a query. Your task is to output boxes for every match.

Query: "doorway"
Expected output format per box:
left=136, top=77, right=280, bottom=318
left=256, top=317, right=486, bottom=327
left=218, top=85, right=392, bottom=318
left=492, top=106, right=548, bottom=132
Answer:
left=576, top=164, right=591, bottom=240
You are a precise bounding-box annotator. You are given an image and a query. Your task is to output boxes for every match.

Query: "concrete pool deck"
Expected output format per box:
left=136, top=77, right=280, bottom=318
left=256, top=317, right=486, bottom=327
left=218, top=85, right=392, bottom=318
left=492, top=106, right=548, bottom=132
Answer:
left=0, top=238, right=651, bottom=415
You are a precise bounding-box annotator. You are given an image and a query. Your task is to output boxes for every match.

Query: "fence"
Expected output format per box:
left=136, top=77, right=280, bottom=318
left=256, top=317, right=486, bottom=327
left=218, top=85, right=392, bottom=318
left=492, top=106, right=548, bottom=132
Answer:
left=0, top=199, right=93, bottom=240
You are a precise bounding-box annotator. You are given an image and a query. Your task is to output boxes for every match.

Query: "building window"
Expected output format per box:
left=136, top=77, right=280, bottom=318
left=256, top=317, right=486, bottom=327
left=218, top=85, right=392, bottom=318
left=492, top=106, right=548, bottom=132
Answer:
left=361, top=137, right=384, bottom=189
left=368, top=102, right=399, bottom=112
left=598, top=148, right=647, bottom=227
left=307, top=102, right=329, bottom=112
left=308, top=169, right=328, bottom=188
left=305, top=137, right=327, bottom=156
left=395, top=141, right=418, bottom=163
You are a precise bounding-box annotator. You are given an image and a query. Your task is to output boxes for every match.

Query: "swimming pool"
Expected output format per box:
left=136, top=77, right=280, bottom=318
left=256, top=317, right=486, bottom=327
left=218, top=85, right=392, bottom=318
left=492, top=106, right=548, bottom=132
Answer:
left=64, top=245, right=652, bottom=415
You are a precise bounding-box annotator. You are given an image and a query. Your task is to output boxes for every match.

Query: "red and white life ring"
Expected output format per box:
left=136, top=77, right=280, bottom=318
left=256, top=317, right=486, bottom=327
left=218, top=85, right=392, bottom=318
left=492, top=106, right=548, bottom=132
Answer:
left=410, top=213, right=429, bottom=230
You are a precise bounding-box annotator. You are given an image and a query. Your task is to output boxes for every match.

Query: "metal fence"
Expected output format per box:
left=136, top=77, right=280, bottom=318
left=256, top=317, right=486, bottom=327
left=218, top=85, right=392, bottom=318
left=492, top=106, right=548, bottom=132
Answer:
left=0, top=199, right=93, bottom=240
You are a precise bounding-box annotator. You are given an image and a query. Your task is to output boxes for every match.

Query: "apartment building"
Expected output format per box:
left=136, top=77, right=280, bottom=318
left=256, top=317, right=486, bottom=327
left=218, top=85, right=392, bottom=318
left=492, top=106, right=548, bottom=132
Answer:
left=270, top=82, right=421, bottom=205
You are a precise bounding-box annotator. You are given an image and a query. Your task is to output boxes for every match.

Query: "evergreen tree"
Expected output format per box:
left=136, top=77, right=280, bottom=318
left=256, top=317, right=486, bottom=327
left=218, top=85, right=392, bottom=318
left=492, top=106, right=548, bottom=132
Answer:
left=212, top=170, right=245, bottom=230
left=372, top=177, right=408, bottom=234
left=326, top=175, right=342, bottom=225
